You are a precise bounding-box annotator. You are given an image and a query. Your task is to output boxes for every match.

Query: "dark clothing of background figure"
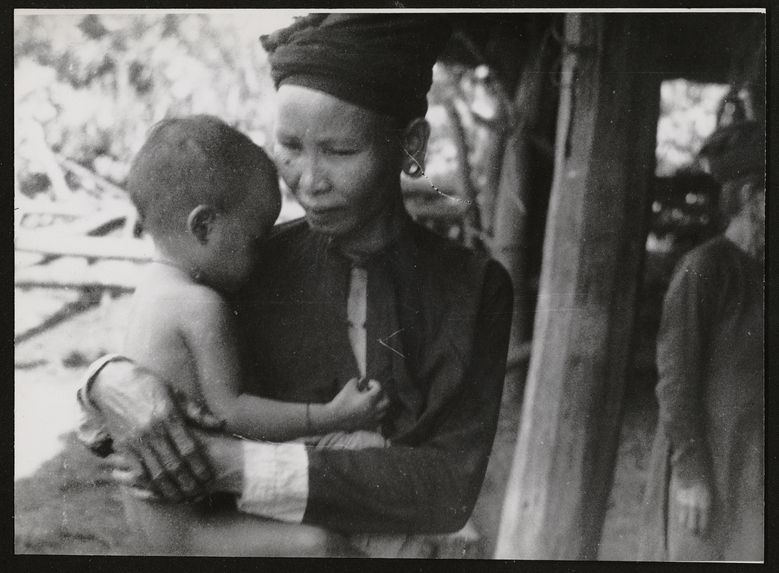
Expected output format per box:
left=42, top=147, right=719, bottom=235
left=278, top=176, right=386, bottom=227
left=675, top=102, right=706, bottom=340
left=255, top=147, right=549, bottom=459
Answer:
left=639, top=236, right=764, bottom=561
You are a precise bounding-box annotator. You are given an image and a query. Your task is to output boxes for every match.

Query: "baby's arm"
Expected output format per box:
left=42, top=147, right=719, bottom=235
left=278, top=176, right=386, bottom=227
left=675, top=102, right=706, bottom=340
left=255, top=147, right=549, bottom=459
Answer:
left=180, top=287, right=389, bottom=442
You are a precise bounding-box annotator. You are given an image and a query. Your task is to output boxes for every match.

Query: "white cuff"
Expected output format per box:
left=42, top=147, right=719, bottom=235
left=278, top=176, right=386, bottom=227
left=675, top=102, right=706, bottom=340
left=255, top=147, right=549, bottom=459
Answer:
left=236, top=441, right=309, bottom=523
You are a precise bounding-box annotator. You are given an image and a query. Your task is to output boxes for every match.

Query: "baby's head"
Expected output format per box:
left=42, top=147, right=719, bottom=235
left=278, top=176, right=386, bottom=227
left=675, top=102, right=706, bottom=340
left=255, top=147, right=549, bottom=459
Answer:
left=128, top=115, right=281, bottom=292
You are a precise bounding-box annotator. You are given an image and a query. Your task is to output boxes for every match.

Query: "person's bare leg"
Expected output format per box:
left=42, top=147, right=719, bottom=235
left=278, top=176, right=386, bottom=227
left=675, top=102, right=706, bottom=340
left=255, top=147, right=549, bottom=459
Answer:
left=187, top=510, right=364, bottom=557
left=121, top=490, right=206, bottom=555
left=121, top=491, right=361, bottom=557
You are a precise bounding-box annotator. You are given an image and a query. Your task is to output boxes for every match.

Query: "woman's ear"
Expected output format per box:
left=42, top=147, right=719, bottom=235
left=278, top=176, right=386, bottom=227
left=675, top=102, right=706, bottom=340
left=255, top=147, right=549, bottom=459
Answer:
left=187, top=205, right=217, bottom=245
left=400, top=118, right=430, bottom=179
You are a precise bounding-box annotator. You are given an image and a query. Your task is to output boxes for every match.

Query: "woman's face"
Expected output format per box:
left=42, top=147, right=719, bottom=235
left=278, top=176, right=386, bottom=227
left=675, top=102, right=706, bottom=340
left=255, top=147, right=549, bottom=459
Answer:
left=272, top=84, right=402, bottom=239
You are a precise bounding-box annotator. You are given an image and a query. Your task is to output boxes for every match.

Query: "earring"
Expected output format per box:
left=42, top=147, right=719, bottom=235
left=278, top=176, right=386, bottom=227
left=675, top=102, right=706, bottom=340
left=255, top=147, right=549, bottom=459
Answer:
left=407, top=162, right=421, bottom=177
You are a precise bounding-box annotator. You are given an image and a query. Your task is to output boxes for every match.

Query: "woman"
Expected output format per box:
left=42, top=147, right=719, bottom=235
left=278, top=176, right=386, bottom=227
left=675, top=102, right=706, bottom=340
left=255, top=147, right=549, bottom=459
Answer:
left=78, top=14, right=513, bottom=557
left=638, top=120, right=764, bottom=561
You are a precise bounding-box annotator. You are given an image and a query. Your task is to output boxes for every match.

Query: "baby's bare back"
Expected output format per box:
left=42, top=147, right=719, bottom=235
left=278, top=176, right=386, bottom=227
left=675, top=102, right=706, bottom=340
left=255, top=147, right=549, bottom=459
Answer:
left=121, top=265, right=222, bottom=549
left=123, top=266, right=205, bottom=404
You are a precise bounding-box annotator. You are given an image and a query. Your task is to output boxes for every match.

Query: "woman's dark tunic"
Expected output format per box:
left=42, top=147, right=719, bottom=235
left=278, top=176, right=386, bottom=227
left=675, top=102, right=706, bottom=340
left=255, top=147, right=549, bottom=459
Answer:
left=234, top=217, right=513, bottom=533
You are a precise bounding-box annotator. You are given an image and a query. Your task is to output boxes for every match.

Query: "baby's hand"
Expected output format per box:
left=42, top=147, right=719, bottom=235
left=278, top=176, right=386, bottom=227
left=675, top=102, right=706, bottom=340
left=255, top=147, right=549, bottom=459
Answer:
left=325, top=378, right=389, bottom=431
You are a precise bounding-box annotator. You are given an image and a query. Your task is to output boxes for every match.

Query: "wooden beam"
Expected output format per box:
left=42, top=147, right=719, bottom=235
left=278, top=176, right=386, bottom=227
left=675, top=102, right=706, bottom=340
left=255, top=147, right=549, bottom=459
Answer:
left=648, top=12, right=764, bottom=84
left=14, top=289, right=104, bottom=344
left=15, top=263, right=141, bottom=291
left=56, top=154, right=128, bottom=200
left=16, top=200, right=121, bottom=218
left=64, top=211, right=128, bottom=237
left=495, top=13, right=660, bottom=560
left=491, top=20, right=558, bottom=368
left=14, top=233, right=153, bottom=263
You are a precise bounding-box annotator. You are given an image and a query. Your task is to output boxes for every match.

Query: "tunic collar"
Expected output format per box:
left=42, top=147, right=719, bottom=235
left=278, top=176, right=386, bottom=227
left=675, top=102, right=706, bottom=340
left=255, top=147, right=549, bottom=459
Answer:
left=326, top=210, right=417, bottom=268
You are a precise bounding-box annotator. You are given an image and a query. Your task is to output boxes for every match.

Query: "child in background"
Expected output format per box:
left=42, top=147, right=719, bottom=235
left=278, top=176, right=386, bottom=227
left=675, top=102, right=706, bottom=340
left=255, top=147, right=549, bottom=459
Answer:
left=120, top=115, right=388, bottom=555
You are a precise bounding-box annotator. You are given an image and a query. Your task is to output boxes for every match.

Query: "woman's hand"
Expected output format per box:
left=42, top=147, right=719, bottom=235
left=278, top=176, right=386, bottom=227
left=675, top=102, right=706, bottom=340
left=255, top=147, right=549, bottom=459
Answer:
left=675, top=479, right=713, bottom=536
left=106, top=451, right=158, bottom=500
left=105, top=428, right=245, bottom=500
left=321, top=378, right=390, bottom=432
left=90, top=361, right=216, bottom=501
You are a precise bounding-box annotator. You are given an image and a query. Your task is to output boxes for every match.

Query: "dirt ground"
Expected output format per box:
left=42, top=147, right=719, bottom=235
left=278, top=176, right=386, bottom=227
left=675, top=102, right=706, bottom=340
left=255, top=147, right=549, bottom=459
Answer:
left=14, top=285, right=657, bottom=558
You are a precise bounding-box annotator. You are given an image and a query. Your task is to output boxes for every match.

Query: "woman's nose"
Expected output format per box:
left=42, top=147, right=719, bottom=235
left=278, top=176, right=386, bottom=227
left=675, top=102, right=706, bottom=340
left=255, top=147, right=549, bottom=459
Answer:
left=297, top=155, right=330, bottom=197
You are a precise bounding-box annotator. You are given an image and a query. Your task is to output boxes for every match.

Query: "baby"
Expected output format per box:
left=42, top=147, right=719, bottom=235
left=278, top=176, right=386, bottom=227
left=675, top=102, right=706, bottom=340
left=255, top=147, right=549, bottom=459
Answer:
left=119, top=115, right=387, bottom=555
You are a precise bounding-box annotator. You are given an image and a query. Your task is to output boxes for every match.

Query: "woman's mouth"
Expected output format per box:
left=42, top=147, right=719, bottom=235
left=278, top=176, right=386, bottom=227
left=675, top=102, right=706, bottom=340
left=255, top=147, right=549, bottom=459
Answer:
left=306, top=205, right=343, bottom=217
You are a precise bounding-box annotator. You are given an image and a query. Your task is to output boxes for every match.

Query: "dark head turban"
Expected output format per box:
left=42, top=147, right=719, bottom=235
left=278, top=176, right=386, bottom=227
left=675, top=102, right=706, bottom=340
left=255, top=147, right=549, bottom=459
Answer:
left=260, top=13, right=452, bottom=125
left=699, top=121, right=765, bottom=185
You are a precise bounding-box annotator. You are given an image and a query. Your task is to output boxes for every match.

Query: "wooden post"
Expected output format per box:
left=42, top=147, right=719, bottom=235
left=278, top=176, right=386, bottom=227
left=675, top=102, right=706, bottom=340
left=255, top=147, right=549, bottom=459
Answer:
left=14, top=233, right=152, bottom=262
left=491, top=20, right=558, bottom=378
left=495, top=13, right=660, bottom=560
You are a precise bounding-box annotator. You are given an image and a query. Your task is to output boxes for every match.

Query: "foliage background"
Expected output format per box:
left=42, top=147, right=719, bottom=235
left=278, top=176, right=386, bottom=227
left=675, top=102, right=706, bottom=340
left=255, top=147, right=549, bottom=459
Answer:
left=15, top=13, right=289, bottom=199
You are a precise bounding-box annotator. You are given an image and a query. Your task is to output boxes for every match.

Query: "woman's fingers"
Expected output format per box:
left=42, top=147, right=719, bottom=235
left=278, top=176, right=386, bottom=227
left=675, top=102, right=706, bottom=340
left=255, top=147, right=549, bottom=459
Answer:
left=104, top=452, right=135, bottom=472
left=116, top=421, right=211, bottom=501
left=129, top=440, right=184, bottom=502
left=149, top=425, right=207, bottom=498
left=125, top=486, right=161, bottom=501
left=164, top=417, right=214, bottom=487
left=105, top=451, right=152, bottom=489
left=111, top=467, right=150, bottom=489
left=111, top=467, right=136, bottom=487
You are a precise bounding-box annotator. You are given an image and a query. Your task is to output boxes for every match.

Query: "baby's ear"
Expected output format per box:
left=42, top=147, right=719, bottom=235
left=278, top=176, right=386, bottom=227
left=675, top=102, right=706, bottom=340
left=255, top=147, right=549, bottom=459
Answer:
left=187, top=205, right=217, bottom=244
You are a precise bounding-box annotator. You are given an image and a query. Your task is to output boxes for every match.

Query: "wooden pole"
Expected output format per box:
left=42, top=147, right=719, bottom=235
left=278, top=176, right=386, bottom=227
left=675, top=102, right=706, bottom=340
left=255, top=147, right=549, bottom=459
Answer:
left=490, top=18, right=558, bottom=379
left=14, top=233, right=153, bottom=262
left=15, top=262, right=141, bottom=291
left=495, top=13, right=660, bottom=560
left=14, top=289, right=104, bottom=344
left=56, top=154, right=129, bottom=199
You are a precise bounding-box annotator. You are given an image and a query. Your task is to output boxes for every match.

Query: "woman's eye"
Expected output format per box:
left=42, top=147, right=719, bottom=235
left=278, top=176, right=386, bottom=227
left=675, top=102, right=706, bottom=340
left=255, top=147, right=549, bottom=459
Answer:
left=325, top=147, right=356, bottom=156
left=277, top=139, right=302, bottom=152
